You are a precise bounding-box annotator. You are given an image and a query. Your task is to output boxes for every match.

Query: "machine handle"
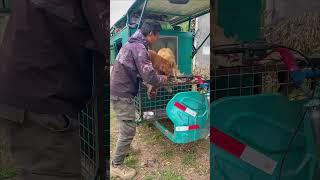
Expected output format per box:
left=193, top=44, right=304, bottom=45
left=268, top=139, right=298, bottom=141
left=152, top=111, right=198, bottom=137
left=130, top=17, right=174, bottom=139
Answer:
left=274, top=48, right=299, bottom=71
left=275, top=47, right=320, bottom=87
left=194, top=76, right=204, bottom=84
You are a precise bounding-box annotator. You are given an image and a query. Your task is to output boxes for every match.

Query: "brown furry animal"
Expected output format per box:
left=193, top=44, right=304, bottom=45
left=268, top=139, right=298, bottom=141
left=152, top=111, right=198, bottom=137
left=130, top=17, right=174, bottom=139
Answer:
left=148, top=48, right=180, bottom=77
left=146, top=48, right=181, bottom=99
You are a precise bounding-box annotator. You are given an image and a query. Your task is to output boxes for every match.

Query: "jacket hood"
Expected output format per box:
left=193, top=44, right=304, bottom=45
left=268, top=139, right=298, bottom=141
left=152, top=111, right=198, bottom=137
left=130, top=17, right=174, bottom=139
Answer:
left=128, top=30, right=149, bottom=48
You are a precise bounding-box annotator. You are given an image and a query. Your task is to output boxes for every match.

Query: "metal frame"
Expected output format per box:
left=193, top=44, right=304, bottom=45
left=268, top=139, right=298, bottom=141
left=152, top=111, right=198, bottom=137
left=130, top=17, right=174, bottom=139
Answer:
left=210, top=63, right=293, bottom=102
left=112, top=0, right=209, bottom=33
left=79, top=53, right=107, bottom=180
left=137, top=0, right=148, bottom=29
left=193, top=33, right=210, bottom=57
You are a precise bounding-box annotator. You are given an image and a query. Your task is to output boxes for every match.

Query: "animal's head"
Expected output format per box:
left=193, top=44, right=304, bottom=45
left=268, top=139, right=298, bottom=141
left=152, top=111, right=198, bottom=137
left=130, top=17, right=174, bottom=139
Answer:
left=149, top=48, right=180, bottom=76
left=157, top=48, right=176, bottom=64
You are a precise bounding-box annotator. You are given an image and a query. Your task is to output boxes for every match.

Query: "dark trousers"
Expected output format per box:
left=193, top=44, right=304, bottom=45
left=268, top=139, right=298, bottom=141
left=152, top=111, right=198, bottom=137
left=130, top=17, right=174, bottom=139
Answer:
left=110, top=96, right=137, bottom=165
left=0, top=104, right=80, bottom=180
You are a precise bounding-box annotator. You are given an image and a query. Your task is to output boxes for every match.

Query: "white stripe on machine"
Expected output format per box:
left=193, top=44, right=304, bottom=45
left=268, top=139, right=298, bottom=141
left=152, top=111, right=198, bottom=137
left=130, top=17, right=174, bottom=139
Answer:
left=240, top=146, right=277, bottom=175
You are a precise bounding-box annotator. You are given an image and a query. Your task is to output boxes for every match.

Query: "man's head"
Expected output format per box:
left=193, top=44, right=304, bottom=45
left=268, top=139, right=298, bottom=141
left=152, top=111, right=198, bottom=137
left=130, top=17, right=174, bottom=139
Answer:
left=140, top=21, right=161, bottom=45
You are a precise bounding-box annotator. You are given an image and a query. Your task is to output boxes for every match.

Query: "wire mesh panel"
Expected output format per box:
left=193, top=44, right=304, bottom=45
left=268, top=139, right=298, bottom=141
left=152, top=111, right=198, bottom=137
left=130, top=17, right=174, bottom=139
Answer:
left=79, top=54, right=106, bottom=180
left=79, top=101, right=97, bottom=179
left=210, top=63, right=293, bottom=102
left=134, top=76, right=196, bottom=122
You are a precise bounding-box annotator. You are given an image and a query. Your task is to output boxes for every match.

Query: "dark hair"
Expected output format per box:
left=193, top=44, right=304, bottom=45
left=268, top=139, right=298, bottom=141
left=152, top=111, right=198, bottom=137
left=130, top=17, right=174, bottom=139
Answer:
left=140, top=21, right=161, bottom=36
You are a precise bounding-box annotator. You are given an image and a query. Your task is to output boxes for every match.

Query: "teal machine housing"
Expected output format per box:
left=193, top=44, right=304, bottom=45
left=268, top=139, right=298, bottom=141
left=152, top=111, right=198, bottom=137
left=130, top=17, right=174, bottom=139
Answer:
left=211, top=94, right=319, bottom=180
left=216, top=0, right=263, bottom=42
left=211, top=1, right=320, bottom=178
left=162, top=91, right=209, bottom=144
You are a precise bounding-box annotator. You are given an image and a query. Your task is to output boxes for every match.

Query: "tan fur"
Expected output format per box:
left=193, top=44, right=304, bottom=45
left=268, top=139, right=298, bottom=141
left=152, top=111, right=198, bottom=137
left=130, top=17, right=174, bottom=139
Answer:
left=146, top=48, right=182, bottom=99
left=149, top=48, right=180, bottom=77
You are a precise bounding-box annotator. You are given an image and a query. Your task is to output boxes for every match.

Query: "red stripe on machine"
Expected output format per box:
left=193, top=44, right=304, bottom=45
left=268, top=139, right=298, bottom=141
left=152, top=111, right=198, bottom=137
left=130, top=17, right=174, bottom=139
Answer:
left=188, top=124, right=200, bottom=130
left=174, top=102, right=197, bottom=117
left=174, top=102, right=187, bottom=111
left=210, top=128, right=277, bottom=175
left=210, top=127, right=245, bottom=157
left=176, top=124, right=200, bottom=131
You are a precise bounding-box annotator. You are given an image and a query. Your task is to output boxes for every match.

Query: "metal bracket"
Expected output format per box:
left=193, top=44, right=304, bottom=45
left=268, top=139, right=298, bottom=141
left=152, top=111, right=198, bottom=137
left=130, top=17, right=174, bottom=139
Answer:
left=192, top=33, right=210, bottom=57
left=137, top=0, right=149, bottom=29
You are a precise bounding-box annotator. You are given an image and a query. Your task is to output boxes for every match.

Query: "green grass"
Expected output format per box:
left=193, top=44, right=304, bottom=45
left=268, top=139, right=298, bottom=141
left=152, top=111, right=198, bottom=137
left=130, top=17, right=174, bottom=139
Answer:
left=160, top=169, right=184, bottom=180
left=144, top=129, right=164, bottom=145
left=144, top=176, right=156, bottom=180
left=160, top=150, right=174, bottom=160
left=124, top=155, right=138, bottom=168
left=144, top=174, right=157, bottom=180
left=181, top=153, right=197, bottom=168
left=0, top=167, right=19, bottom=179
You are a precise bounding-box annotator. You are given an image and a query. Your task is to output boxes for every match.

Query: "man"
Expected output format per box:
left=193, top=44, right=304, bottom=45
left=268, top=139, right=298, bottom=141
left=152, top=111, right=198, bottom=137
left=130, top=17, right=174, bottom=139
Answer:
left=0, top=0, right=107, bottom=179
left=110, top=21, right=167, bottom=179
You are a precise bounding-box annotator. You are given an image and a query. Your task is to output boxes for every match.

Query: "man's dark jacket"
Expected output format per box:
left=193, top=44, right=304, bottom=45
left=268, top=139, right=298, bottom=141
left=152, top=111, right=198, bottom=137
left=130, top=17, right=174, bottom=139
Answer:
left=0, top=0, right=107, bottom=117
left=110, top=30, right=163, bottom=98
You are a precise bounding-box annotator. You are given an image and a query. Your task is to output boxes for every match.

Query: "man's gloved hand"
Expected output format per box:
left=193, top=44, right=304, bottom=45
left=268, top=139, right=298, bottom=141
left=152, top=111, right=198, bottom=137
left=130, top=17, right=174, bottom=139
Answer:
left=149, top=86, right=158, bottom=99
left=161, top=75, right=168, bottom=84
left=146, top=84, right=158, bottom=99
left=146, top=76, right=168, bottom=99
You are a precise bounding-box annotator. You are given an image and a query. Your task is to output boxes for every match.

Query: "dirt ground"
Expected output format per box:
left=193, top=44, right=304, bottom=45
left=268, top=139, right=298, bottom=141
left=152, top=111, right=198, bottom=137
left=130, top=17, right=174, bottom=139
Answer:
left=110, top=109, right=210, bottom=180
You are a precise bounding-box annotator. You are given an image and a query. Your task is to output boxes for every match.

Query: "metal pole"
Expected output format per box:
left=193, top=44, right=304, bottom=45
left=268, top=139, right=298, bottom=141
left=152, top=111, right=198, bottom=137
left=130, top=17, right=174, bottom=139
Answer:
left=126, top=13, right=130, bottom=26
left=193, top=33, right=210, bottom=57
left=198, top=33, right=210, bottom=50
left=188, top=17, right=191, bottom=31
left=137, top=0, right=149, bottom=29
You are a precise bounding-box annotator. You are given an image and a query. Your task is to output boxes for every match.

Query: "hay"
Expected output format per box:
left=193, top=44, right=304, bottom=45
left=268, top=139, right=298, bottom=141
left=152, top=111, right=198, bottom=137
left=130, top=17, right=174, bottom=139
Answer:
left=264, top=12, right=320, bottom=56
left=193, top=65, right=209, bottom=80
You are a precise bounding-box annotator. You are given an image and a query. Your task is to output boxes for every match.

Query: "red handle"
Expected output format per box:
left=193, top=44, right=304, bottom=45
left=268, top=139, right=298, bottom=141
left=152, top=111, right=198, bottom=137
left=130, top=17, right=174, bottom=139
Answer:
left=194, top=76, right=204, bottom=84
left=274, top=47, right=299, bottom=71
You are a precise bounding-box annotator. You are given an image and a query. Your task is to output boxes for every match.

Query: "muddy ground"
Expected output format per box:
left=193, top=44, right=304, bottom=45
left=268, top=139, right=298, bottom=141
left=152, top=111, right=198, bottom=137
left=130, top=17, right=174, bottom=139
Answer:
left=110, top=109, right=210, bottom=180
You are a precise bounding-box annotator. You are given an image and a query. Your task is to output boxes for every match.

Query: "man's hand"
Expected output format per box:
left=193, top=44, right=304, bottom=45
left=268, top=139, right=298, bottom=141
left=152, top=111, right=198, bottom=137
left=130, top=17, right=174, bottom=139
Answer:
left=146, top=84, right=158, bottom=99
left=161, top=75, right=168, bottom=84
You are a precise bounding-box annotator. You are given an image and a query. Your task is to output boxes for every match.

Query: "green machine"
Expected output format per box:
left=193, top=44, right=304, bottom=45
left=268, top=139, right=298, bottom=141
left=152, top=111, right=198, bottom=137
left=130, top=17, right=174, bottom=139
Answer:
left=211, top=94, right=319, bottom=180
left=110, top=0, right=210, bottom=74
left=109, top=0, right=210, bottom=144
left=211, top=42, right=320, bottom=179
left=0, top=0, right=11, bottom=43
left=215, top=0, right=263, bottom=42
left=159, top=91, right=209, bottom=144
